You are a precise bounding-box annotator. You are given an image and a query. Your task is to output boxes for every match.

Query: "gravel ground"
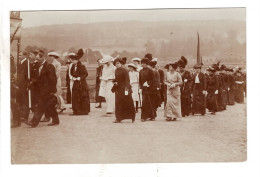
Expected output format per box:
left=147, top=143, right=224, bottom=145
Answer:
left=11, top=101, right=247, bottom=164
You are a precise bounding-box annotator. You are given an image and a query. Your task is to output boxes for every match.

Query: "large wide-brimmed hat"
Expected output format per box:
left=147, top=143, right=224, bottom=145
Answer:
left=127, top=63, right=138, bottom=70
left=101, top=55, right=114, bottom=63
left=69, top=49, right=84, bottom=60
left=132, top=57, right=141, bottom=62
left=48, top=51, right=60, bottom=58
left=169, top=62, right=178, bottom=69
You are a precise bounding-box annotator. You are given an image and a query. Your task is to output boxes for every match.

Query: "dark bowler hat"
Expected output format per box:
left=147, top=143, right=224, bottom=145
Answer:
left=141, top=58, right=150, bottom=64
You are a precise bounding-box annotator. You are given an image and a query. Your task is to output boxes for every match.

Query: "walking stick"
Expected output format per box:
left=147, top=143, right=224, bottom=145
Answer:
left=28, top=59, right=32, bottom=110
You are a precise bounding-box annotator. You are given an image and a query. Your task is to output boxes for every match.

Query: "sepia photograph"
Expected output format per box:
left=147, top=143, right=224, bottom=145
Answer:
left=9, top=8, right=247, bottom=164
left=2, top=0, right=260, bottom=176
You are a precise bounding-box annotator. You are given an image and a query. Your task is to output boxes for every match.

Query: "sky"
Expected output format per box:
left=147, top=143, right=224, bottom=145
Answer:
left=20, top=8, right=246, bottom=28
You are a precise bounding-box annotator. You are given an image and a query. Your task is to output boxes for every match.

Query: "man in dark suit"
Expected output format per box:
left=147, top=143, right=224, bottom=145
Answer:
left=27, top=50, right=59, bottom=127
left=16, top=51, right=31, bottom=123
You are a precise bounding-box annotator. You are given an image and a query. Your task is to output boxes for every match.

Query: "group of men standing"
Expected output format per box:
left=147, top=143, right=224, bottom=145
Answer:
left=11, top=50, right=65, bottom=128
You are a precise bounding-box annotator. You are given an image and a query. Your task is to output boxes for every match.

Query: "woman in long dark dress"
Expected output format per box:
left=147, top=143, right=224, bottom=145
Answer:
left=112, top=58, right=135, bottom=123
left=234, top=67, right=245, bottom=103
left=70, top=49, right=90, bottom=115
left=177, top=56, right=192, bottom=117
left=206, top=65, right=219, bottom=115
left=191, top=63, right=207, bottom=116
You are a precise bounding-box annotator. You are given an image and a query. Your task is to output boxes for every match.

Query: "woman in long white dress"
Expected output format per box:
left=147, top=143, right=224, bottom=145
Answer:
left=164, top=62, right=183, bottom=121
left=128, top=63, right=140, bottom=112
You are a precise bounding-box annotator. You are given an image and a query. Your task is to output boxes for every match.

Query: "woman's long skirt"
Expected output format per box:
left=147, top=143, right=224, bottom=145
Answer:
left=115, top=92, right=135, bottom=121
left=141, top=93, right=156, bottom=120
left=227, top=89, right=235, bottom=105
left=164, top=91, right=181, bottom=119
left=235, top=85, right=244, bottom=103
left=206, top=92, right=218, bottom=113
left=72, top=81, right=90, bottom=115
left=181, top=92, right=191, bottom=116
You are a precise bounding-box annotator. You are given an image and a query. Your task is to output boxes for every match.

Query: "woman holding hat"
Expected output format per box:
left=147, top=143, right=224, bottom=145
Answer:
left=112, top=58, right=135, bottom=123
left=164, top=62, right=183, bottom=121
left=191, top=63, right=207, bottom=116
left=70, top=49, right=90, bottom=115
left=128, top=63, right=140, bottom=112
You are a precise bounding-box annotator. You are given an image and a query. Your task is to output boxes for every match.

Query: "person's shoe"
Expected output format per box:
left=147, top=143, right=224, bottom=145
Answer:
left=47, top=122, right=59, bottom=126
left=41, top=117, right=50, bottom=122
left=59, top=108, right=66, bottom=114
left=25, top=121, right=37, bottom=128
left=95, top=104, right=102, bottom=108
left=172, top=118, right=177, bottom=121
left=211, top=112, right=216, bottom=115
left=166, top=117, right=172, bottom=121
left=141, top=119, right=145, bottom=122
left=113, top=120, right=121, bottom=123
left=106, top=112, right=113, bottom=114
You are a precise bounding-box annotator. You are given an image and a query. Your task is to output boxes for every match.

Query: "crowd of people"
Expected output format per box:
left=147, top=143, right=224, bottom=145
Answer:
left=10, top=49, right=246, bottom=128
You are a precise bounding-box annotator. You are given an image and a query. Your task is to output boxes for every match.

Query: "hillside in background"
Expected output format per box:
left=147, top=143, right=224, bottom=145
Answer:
left=18, top=20, right=246, bottom=64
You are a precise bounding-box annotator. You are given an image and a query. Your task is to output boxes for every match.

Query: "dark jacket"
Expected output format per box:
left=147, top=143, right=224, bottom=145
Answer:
left=114, top=67, right=132, bottom=94
left=71, top=61, right=89, bottom=91
left=191, top=72, right=207, bottom=94
left=37, top=61, right=57, bottom=98
left=180, top=70, right=192, bottom=93
left=139, top=67, right=155, bottom=94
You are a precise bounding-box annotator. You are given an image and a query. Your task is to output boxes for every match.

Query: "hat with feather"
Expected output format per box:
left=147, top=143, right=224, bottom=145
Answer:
left=177, top=56, right=188, bottom=68
left=69, top=49, right=84, bottom=60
